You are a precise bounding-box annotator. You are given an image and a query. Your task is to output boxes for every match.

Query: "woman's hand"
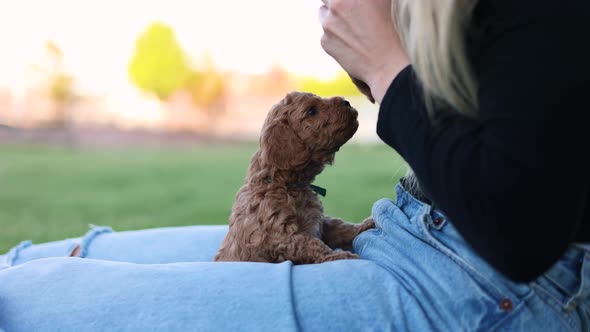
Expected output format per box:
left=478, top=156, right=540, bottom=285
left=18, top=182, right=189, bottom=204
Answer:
left=318, top=0, right=410, bottom=104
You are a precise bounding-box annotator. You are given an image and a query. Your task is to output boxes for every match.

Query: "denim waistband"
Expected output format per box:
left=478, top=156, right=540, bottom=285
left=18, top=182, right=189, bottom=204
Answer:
left=393, top=182, right=590, bottom=310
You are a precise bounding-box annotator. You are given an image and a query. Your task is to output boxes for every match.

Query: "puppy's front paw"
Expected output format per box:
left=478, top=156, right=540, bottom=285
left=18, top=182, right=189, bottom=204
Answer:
left=356, top=217, right=376, bottom=235
left=321, top=251, right=360, bottom=263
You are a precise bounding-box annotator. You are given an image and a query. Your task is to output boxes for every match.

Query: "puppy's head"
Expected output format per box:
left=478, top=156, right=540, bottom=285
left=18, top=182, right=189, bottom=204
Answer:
left=260, top=91, right=359, bottom=171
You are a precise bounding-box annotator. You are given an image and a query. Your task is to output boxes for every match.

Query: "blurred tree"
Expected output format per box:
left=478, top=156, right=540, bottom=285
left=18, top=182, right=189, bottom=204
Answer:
left=36, top=41, right=76, bottom=128
left=297, top=70, right=363, bottom=97
left=185, top=53, right=226, bottom=111
left=129, top=24, right=227, bottom=134
left=249, top=63, right=296, bottom=96
left=128, top=22, right=193, bottom=100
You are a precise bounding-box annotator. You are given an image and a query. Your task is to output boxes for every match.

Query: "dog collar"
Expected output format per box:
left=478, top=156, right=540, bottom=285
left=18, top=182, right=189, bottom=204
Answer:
left=309, top=184, right=327, bottom=197
left=262, top=177, right=327, bottom=197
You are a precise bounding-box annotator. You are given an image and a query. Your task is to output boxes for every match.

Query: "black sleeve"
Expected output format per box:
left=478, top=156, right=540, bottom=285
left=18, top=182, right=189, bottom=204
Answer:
left=376, top=0, right=590, bottom=282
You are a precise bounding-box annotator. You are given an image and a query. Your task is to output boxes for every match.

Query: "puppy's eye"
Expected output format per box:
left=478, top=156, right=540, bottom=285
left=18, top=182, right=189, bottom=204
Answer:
left=307, top=107, right=318, bottom=117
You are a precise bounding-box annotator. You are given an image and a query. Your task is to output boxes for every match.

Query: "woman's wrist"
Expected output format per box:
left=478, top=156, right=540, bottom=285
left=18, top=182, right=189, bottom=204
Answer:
left=368, top=60, right=411, bottom=104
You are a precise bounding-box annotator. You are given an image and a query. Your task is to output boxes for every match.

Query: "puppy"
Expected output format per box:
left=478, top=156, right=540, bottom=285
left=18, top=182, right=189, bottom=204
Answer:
left=214, top=92, right=375, bottom=264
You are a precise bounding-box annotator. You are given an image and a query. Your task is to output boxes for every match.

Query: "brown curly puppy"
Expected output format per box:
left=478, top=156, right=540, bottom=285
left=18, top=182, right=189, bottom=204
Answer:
left=214, top=91, right=375, bottom=264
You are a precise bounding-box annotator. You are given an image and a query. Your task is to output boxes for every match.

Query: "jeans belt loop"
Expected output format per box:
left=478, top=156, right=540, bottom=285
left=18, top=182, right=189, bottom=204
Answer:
left=564, top=250, right=590, bottom=311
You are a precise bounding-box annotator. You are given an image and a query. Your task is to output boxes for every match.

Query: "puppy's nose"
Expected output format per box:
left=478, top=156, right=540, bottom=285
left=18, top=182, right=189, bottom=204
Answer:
left=341, top=99, right=351, bottom=107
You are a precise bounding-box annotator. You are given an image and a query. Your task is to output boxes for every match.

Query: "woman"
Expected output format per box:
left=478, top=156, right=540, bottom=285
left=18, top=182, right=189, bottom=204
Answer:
left=319, top=0, right=590, bottom=281
left=1, top=0, right=589, bottom=330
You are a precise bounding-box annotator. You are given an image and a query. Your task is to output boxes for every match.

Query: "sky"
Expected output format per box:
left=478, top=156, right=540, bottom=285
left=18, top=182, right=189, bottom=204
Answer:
left=0, top=0, right=341, bottom=94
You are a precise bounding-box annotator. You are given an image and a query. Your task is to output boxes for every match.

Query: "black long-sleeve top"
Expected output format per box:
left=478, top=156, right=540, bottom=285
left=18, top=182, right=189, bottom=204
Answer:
left=377, top=0, right=590, bottom=282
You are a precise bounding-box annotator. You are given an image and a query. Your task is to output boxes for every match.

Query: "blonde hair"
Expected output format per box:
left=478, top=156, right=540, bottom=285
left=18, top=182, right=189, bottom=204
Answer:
left=393, top=0, right=479, bottom=117
left=391, top=0, right=479, bottom=194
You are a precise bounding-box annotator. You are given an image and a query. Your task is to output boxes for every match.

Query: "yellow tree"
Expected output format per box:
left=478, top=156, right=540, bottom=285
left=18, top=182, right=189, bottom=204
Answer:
left=128, top=22, right=193, bottom=100
left=129, top=23, right=226, bottom=132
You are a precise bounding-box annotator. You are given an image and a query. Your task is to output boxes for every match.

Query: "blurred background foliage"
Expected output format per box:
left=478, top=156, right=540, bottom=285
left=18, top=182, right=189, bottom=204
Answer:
left=0, top=2, right=398, bottom=253
left=297, top=71, right=362, bottom=98
left=0, top=144, right=406, bottom=253
left=128, top=22, right=194, bottom=101
left=127, top=22, right=361, bottom=108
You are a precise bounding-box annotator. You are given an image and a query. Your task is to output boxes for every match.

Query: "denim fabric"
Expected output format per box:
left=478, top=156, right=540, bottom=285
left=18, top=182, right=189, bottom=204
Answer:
left=1, top=184, right=589, bottom=331
left=0, top=225, right=228, bottom=267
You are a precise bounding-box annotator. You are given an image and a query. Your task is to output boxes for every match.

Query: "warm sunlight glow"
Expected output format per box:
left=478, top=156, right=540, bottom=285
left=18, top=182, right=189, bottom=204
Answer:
left=0, top=0, right=378, bottom=141
left=0, top=1, right=339, bottom=93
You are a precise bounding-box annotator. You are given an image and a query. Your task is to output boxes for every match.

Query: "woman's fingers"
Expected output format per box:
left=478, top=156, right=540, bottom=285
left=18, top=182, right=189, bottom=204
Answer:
left=316, top=0, right=409, bottom=103
left=318, top=4, right=329, bottom=22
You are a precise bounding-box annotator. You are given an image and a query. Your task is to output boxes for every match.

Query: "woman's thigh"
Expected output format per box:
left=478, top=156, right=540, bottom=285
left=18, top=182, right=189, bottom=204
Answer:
left=0, top=225, right=228, bottom=267
left=0, top=257, right=408, bottom=332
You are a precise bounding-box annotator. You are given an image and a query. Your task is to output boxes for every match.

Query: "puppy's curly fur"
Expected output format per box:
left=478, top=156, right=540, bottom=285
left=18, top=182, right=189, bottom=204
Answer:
left=214, top=92, right=375, bottom=264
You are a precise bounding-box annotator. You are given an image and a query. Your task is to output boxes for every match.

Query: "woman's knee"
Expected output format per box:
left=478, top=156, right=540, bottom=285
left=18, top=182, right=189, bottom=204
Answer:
left=1, top=225, right=229, bottom=267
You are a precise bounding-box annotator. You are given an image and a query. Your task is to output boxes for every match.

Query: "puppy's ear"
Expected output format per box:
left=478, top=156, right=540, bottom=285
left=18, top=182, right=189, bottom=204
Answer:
left=260, top=120, right=310, bottom=170
left=282, top=92, right=295, bottom=105
left=349, top=76, right=375, bottom=104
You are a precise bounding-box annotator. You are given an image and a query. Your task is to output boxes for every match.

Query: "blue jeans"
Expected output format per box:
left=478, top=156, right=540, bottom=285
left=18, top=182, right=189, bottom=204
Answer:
left=1, top=184, right=589, bottom=331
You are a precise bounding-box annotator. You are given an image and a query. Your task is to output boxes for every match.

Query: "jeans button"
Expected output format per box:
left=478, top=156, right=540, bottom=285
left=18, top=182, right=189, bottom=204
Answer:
left=500, top=299, right=513, bottom=312
left=432, top=217, right=444, bottom=227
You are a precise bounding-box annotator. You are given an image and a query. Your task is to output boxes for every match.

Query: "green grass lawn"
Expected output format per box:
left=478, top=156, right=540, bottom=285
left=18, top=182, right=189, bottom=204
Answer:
left=0, top=143, right=407, bottom=253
